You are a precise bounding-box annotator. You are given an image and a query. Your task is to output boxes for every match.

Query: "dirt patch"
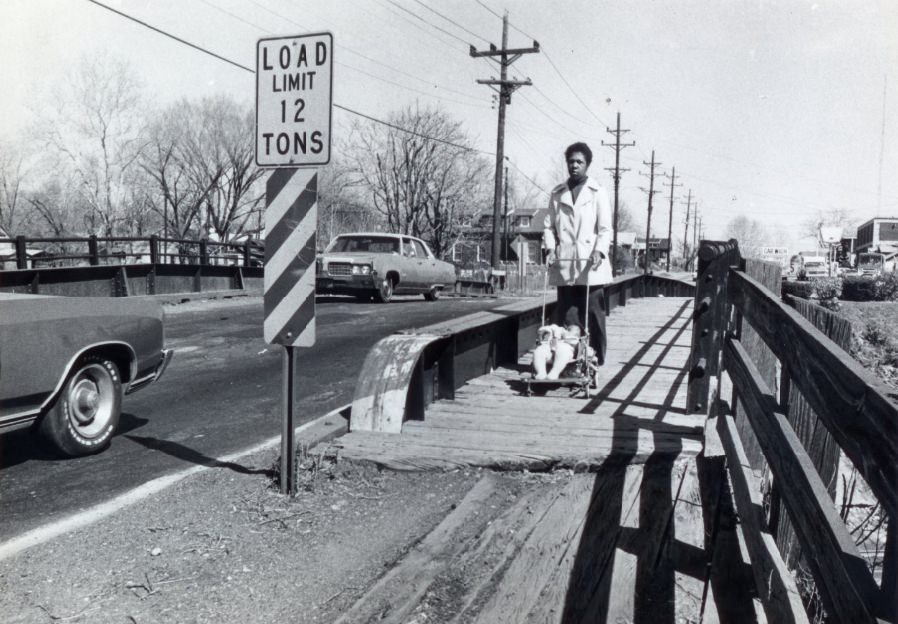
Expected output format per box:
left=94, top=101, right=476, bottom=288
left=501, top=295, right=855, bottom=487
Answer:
left=0, top=443, right=506, bottom=623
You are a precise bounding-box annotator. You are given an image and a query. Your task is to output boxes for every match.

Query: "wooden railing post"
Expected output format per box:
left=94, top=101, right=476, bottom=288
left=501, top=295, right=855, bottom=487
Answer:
left=15, top=235, right=28, bottom=269
left=149, top=235, right=159, bottom=265
left=199, top=238, right=209, bottom=265
left=687, top=239, right=740, bottom=414
left=88, top=235, right=99, bottom=266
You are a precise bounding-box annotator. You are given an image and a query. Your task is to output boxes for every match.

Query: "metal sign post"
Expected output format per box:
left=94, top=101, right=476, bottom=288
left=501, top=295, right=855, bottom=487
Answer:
left=257, top=32, right=333, bottom=496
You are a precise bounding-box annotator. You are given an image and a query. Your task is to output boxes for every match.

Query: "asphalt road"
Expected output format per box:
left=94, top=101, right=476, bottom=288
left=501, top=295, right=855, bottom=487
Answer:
left=0, top=294, right=515, bottom=540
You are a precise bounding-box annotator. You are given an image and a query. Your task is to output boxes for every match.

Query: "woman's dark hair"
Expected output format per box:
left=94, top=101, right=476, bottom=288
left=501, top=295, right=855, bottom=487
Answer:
left=564, top=142, right=592, bottom=166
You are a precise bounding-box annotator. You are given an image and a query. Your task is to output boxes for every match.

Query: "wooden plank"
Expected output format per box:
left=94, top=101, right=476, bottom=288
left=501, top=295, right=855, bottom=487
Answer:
left=446, top=479, right=581, bottom=623
left=415, top=408, right=704, bottom=432
left=350, top=333, right=441, bottom=432
left=724, top=336, right=881, bottom=622
left=729, top=269, right=898, bottom=520
left=334, top=475, right=501, bottom=624
left=342, top=427, right=703, bottom=457
left=671, top=459, right=712, bottom=622
left=717, top=410, right=809, bottom=624
left=521, top=464, right=647, bottom=622
left=471, top=475, right=598, bottom=623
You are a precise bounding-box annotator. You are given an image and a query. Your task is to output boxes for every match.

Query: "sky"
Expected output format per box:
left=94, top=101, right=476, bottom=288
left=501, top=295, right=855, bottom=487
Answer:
left=1, top=0, right=897, bottom=252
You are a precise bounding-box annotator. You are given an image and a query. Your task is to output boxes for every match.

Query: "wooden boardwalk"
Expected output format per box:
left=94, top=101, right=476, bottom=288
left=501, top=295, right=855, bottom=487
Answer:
left=337, top=296, right=703, bottom=471
left=332, top=297, right=761, bottom=623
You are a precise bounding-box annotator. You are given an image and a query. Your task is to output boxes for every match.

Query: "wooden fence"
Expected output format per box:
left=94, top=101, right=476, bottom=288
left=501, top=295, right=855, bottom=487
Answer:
left=691, top=240, right=897, bottom=623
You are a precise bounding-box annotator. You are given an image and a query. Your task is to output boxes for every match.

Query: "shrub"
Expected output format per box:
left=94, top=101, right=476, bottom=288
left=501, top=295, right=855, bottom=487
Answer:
left=874, top=272, right=898, bottom=301
left=782, top=280, right=815, bottom=299
left=813, top=277, right=842, bottom=306
left=842, top=275, right=878, bottom=301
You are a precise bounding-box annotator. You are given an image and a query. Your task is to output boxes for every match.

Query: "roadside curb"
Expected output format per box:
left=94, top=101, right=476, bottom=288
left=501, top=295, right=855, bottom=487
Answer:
left=0, top=404, right=351, bottom=563
left=132, top=289, right=259, bottom=306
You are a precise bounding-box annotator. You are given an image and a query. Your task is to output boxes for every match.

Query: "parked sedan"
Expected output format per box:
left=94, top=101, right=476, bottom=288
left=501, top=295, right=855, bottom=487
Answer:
left=0, top=293, right=173, bottom=456
left=316, top=233, right=457, bottom=302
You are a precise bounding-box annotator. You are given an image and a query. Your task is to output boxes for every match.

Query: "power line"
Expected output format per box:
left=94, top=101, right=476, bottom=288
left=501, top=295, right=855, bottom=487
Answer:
left=411, top=0, right=492, bottom=45
left=84, top=0, right=493, bottom=155
left=473, top=0, right=503, bottom=20
left=384, top=0, right=473, bottom=47
left=84, top=0, right=254, bottom=73
left=247, top=0, right=486, bottom=102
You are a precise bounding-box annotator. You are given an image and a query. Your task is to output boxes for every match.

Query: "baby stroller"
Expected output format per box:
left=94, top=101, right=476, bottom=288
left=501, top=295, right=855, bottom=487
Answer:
left=521, top=266, right=601, bottom=398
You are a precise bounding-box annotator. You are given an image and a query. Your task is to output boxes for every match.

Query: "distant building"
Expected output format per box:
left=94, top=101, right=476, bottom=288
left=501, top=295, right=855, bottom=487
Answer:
left=856, top=216, right=898, bottom=254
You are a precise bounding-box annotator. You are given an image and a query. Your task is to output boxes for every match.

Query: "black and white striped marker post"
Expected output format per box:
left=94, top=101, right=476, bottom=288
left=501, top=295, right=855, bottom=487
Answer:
left=264, top=168, right=317, bottom=495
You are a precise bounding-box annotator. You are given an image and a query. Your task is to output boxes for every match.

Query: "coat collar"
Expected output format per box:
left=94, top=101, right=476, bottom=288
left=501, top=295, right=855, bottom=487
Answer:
left=554, top=176, right=602, bottom=208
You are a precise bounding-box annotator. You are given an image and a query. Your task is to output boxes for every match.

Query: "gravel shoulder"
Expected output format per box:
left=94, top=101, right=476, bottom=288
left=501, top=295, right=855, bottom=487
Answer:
left=0, top=438, right=493, bottom=624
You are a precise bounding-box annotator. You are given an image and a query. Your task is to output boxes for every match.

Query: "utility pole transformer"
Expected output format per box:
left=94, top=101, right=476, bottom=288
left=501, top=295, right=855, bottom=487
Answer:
left=602, top=112, right=635, bottom=276
left=639, top=150, right=662, bottom=275
left=471, top=11, right=539, bottom=270
left=662, top=167, right=682, bottom=272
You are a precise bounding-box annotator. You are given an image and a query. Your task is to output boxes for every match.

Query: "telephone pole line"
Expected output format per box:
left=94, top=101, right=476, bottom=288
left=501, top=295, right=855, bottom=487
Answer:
left=682, top=188, right=693, bottom=269
left=692, top=205, right=700, bottom=265
left=471, top=11, right=539, bottom=270
left=638, top=150, right=662, bottom=275
left=602, top=112, right=635, bottom=276
left=662, top=167, right=682, bottom=272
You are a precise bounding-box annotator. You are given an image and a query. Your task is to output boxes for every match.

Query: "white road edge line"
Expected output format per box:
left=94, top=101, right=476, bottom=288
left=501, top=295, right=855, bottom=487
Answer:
left=0, top=404, right=351, bottom=563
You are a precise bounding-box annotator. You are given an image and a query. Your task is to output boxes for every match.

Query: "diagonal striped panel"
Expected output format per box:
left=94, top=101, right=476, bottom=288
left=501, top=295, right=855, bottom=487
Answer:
left=264, top=168, right=317, bottom=346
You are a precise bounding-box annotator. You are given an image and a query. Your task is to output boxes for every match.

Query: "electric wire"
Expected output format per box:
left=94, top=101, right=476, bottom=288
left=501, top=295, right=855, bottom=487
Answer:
left=83, top=0, right=493, bottom=155
left=410, top=0, right=492, bottom=45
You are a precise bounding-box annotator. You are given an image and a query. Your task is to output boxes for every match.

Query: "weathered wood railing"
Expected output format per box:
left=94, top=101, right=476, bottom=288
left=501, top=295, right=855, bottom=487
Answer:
left=1, top=235, right=262, bottom=269
left=691, top=240, right=897, bottom=623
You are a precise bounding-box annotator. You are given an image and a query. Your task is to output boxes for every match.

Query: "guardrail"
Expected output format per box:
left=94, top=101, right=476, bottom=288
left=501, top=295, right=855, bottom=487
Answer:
left=1, top=235, right=262, bottom=270
left=349, top=272, right=696, bottom=432
left=693, top=240, right=897, bottom=623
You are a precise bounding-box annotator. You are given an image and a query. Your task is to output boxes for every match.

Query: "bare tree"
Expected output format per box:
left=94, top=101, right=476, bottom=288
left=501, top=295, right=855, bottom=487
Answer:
left=141, top=100, right=223, bottom=243
left=40, top=55, right=147, bottom=236
left=348, top=104, right=490, bottom=258
left=0, top=140, right=30, bottom=234
left=200, top=97, right=265, bottom=242
left=726, top=214, right=769, bottom=258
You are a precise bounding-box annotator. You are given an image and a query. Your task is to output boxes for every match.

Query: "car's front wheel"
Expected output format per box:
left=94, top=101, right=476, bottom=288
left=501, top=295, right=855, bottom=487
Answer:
left=373, top=277, right=394, bottom=303
left=39, top=354, right=123, bottom=456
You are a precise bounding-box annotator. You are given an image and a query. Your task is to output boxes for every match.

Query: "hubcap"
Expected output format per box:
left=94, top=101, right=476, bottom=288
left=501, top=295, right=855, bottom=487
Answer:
left=66, top=363, right=116, bottom=437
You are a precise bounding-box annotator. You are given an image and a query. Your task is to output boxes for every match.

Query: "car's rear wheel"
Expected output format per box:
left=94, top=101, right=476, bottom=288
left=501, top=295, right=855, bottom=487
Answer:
left=39, top=354, right=122, bottom=456
left=373, top=277, right=394, bottom=303
left=424, top=286, right=441, bottom=301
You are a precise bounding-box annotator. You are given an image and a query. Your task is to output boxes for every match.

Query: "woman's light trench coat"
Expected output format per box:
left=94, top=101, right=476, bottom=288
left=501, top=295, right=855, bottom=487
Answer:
left=543, top=176, right=614, bottom=287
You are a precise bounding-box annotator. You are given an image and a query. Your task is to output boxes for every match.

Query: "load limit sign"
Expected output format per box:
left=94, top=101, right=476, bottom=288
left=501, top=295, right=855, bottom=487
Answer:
left=255, top=32, right=333, bottom=167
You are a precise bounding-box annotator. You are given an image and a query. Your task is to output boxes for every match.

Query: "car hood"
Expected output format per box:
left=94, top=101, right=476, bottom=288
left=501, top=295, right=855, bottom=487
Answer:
left=319, top=252, right=379, bottom=263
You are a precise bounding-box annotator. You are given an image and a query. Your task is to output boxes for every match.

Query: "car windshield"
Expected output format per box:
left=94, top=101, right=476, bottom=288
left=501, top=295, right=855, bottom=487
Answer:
left=805, top=262, right=823, bottom=268
left=326, top=236, right=399, bottom=254
left=858, top=254, right=882, bottom=268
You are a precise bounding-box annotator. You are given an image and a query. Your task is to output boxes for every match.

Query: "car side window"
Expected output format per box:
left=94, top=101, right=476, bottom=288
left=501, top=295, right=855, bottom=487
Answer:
left=412, top=241, right=427, bottom=258
left=404, top=241, right=416, bottom=257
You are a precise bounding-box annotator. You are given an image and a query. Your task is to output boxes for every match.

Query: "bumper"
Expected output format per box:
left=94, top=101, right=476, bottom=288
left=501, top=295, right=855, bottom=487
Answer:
left=126, top=349, right=174, bottom=394
left=316, top=275, right=378, bottom=295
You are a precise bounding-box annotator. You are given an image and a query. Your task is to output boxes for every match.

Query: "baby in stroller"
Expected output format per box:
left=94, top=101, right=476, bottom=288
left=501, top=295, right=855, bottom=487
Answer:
left=532, top=322, right=582, bottom=380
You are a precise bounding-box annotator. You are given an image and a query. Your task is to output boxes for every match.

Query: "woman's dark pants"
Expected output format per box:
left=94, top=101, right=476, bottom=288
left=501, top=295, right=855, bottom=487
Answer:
left=555, top=285, right=607, bottom=366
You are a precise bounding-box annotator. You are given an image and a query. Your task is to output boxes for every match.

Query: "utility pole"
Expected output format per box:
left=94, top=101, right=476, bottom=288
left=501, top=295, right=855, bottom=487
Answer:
left=693, top=206, right=700, bottom=260
left=638, top=150, right=662, bottom=275
left=471, top=12, right=539, bottom=270
left=682, top=188, right=693, bottom=269
left=602, top=112, right=635, bottom=276
left=503, top=161, right=509, bottom=262
left=662, top=166, right=682, bottom=272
